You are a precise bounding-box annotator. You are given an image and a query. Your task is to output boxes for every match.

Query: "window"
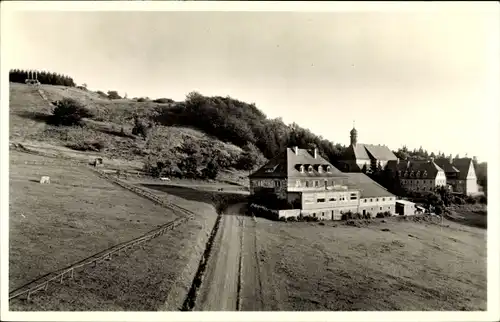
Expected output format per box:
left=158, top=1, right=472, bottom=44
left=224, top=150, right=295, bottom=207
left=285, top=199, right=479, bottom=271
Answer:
left=382, top=198, right=385, bottom=201
left=314, top=180, right=319, bottom=187
left=317, top=198, right=325, bottom=203
left=380, top=207, right=382, bottom=210
left=275, top=181, right=281, bottom=187
left=295, top=180, right=301, bottom=188
left=327, top=166, right=332, bottom=173
left=350, top=193, right=357, bottom=200
left=318, top=165, right=323, bottom=173
left=329, top=197, right=336, bottom=202
left=364, top=199, right=367, bottom=203
left=370, top=198, right=373, bottom=202
left=376, top=198, right=379, bottom=201
left=423, top=171, right=427, bottom=177
left=305, top=181, right=310, bottom=188
left=308, top=166, right=313, bottom=173
left=300, top=165, right=305, bottom=173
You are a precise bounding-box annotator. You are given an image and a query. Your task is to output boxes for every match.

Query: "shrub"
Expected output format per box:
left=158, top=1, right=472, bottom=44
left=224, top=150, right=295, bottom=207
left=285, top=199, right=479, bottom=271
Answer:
left=96, top=90, right=107, bottom=98
left=465, top=195, right=477, bottom=204
left=137, top=97, right=147, bottom=102
left=201, top=160, right=219, bottom=180
left=132, top=117, right=149, bottom=139
left=479, top=195, right=487, bottom=204
left=376, top=212, right=385, bottom=218
left=107, top=91, right=122, bottom=100
left=51, top=98, right=93, bottom=126
left=67, top=140, right=105, bottom=152
left=153, top=98, right=174, bottom=104
left=453, top=196, right=465, bottom=205
left=287, top=216, right=297, bottom=222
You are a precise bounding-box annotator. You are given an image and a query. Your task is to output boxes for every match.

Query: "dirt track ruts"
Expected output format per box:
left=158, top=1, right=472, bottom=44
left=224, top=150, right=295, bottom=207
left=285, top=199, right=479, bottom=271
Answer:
left=194, top=203, right=264, bottom=311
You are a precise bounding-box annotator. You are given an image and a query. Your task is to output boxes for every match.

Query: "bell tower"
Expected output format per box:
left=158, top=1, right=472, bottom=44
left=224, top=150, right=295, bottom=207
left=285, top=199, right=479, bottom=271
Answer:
left=350, top=121, right=357, bottom=146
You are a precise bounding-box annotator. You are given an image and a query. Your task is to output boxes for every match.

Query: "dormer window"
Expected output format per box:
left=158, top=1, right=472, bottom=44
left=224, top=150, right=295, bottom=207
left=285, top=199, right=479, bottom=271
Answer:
left=318, top=165, right=323, bottom=173
left=416, top=171, right=420, bottom=178
left=410, top=171, right=414, bottom=178
left=423, top=171, right=427, bottom=178
left=308, top=166, right=313, bottom=173
left=398, top=170, right=402, bottom=177
left=327, top=166, right=332, bottom=173
left=300, top=165, right=305, bottom=173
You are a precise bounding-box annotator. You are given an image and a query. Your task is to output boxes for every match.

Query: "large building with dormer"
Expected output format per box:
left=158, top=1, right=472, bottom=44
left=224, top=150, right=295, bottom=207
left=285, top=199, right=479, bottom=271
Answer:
left=249, top=147, right=396, bottom=220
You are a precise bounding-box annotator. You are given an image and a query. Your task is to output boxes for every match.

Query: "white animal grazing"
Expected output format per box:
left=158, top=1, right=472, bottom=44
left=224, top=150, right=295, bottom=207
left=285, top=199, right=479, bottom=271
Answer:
left=40, top=176, right=50, bottom=184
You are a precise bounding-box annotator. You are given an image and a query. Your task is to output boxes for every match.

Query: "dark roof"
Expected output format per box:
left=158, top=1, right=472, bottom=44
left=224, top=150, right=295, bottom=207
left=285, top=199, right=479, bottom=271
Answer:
left=452, top=158, right=474, bottom=180
left=249, top=148, right=347, bottom=179
left=344, top=173, right=394, bottom=198
left=343, top=143, right=397, bottom=161
left=434, top=159, right=460, bottom=174
left=386, top=160, right=444, bottom=179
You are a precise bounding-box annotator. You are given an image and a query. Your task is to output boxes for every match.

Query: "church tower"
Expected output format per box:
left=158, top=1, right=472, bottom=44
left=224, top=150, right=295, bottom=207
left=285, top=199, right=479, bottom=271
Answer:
left=350, top=123, right=357, bottom=146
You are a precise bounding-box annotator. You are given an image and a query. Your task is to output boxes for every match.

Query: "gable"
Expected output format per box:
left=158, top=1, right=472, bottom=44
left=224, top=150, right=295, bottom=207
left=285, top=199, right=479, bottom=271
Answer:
left=467, top=162, right=476, bottom=178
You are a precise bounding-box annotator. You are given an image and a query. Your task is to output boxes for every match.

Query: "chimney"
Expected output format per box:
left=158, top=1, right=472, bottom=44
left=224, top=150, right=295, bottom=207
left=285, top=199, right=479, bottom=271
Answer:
left=293, top=146, right=298, bottom=155
left=314, top=148, right=318, bottom=159
left=397, top=158, right=400, bottom=164
left=449, top=155, right=453, bottom=164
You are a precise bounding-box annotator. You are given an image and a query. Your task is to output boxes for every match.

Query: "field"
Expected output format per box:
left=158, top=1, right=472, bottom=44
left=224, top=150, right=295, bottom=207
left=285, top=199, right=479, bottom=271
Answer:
left=9, top=150, right=219, bottom=311
left=254, top=215, right=487, bottom=311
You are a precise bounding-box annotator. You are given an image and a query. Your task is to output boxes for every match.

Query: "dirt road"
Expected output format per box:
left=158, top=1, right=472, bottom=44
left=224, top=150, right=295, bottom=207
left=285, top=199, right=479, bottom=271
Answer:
left=194, top=203, right=264, bottom=311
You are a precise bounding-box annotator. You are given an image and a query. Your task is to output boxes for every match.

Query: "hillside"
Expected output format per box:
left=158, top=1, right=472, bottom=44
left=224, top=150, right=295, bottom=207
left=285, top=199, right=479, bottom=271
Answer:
left=9, top=83, right=250, bottom=183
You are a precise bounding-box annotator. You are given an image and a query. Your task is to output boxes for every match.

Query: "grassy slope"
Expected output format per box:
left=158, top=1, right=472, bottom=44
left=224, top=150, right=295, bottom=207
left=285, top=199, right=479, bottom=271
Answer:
left=9, top=151, right=179, bottom=290
left=9, top=82, right=245, bottom=173
left=256, top=217, right=486, bottom=311
left=10, top=150, right=220, bottom=311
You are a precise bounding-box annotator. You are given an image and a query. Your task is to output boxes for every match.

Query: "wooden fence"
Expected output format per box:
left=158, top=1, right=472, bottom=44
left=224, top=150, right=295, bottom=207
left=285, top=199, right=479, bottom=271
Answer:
left=8, top=149, right=199, bottom=303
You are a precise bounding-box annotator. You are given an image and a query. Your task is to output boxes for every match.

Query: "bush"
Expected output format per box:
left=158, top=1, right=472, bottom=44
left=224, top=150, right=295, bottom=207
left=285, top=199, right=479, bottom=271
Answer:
left=51, top=98, right=93, bottom=126
left=376, top=212, right=385, bottom=218
left=479, top=195, right=487, bottom=204
left=153, top=98, right=174, bottom=104
left=107, top=91, right=122, bottom=100
left=132, top=117, right=149, bottom=139
left=137, top=97, right=147, bottom=102
left=287, top=216, right=297, bottom=222
left=67, top=140, right=105, bottom=152
left=465, top=195, right=477, bottom=204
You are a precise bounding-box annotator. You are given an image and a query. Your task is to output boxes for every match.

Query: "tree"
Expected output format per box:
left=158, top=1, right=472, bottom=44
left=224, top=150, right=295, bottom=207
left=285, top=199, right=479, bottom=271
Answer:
left=107, top=90, right=122, bottom=100
left=51, top=98, right=93, bottom=126
left=202, top=159, right=219, bottom=180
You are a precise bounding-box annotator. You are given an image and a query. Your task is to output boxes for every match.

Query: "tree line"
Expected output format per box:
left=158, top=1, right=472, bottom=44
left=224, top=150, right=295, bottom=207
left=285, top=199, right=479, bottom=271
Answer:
left=9, top=69, right=76, bottom=87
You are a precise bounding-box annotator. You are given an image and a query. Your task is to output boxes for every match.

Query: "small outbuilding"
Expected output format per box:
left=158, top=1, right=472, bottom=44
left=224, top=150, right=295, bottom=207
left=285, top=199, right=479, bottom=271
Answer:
left=395, top=200, right=417, bottom=216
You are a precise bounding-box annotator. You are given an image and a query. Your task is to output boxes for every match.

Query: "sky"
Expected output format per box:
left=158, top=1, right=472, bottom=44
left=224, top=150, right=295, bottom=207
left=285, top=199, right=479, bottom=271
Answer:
left=4, top=4, right=499, bottom=162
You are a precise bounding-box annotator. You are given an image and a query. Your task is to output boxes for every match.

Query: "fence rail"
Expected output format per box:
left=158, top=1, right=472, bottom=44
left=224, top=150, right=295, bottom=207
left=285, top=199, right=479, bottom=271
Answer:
left=9, top=148, right=199, bottom=302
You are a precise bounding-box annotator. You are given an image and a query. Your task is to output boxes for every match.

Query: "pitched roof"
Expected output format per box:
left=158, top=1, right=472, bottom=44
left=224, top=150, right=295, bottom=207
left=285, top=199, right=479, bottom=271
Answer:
left=343, top=143, right=397, bottom=161
left=386, top=160, right=444, bottom=179
left=363, top=144, right=398, bottom=161
left=343, top=173, right=394, bottom=198
left=452, top=158, right=474, bottom=180
left=434, top=159, right=460, bottom=174
left=249, top=147, right=347, bottom=179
